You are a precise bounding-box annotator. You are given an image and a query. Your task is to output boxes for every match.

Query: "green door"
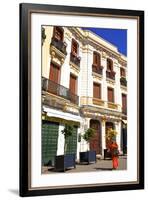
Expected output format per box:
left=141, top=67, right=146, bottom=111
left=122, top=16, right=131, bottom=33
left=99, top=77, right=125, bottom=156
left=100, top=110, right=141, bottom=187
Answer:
left=42, top=121, right=59, bottom=166
left=65, top=126, right=78, bottom=155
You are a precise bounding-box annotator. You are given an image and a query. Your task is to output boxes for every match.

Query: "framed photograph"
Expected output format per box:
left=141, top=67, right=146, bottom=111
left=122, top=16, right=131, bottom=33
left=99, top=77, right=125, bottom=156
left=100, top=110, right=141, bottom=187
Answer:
left=19, top=3, right=144, bottom=197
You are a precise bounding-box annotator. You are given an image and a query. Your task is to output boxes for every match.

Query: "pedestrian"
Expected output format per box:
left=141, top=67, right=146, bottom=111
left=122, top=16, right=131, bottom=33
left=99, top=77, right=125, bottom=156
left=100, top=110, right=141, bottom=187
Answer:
left=108, top=141, right=119, bottom=170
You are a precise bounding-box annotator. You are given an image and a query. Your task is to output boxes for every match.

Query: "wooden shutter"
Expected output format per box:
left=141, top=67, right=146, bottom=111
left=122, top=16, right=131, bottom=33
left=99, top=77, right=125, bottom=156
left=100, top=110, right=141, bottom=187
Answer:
left=69, top=74, right=77, bottom=94
left=53, top=27, right=63, bottom=41
left=120, top=68, right=126, bottom=77
left=108, top=87, right=114, bottom=102
left=122, top=94, right=127, bottom=112
left=71, top=39, right=78, bottom=55
left=107, top=58, right=113, bottom=71
left=93, top=52, right=100, bottom=66
left=49, top=63, right=60, bottom=84
left=93, top=83, right=101, bottom=99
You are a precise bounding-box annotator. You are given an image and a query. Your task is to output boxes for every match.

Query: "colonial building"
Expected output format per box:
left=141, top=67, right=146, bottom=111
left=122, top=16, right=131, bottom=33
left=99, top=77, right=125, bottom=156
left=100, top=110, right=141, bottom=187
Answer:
left=41, top=26, right=127, bottom=166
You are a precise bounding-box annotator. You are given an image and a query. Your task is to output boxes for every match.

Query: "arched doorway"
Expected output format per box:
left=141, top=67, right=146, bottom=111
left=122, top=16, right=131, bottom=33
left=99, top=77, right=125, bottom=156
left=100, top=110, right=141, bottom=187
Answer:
left=89, top=119, right=101, bottom=154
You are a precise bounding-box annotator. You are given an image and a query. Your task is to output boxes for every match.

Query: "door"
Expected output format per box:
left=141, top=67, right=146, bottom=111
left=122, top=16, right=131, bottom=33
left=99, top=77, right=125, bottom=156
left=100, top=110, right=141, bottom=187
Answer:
left=49, top=63, right=61, bottom=95
left=122, top=94, right=127, bottom=114
left=69, top=74, right=77, bottom=103
left=69, top=74, right=77, bottom=95
left=42, top=121, right=59, bottom=166
left=89, top=120, right=101, bottom=154
left=93, top=82, right=101, bottom=99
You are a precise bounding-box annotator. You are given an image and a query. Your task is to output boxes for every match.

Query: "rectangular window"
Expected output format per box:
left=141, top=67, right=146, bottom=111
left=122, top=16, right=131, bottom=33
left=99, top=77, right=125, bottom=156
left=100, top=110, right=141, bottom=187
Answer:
left=69, top=74, right=77, bottom=95
left=120, top=68, right=126, bottom=77
left=93, top=52, right=100, bottom=66
left=71, top=39, right=78, bottom=56
left=93, top=83, right=101, bottom=99
left=107, top=58, right=113, bottom=71
left=49, top=62, right=61, bottom=84
left=122, top=94, right=127, bottom=114
left=108, top=87, right=114, bottom=102
left=53, top=27, right=63, bottom=41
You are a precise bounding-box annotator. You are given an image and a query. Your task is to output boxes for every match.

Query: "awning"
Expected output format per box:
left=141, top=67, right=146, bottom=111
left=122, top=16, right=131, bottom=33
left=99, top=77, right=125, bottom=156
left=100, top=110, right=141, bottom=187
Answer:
left=42, top=107, right=81, bottom=126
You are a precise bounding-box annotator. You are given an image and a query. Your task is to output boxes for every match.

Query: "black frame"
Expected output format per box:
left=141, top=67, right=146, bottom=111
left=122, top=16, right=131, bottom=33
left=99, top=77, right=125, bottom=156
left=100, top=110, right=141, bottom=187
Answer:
left=20, top=3, right=144, bottom=197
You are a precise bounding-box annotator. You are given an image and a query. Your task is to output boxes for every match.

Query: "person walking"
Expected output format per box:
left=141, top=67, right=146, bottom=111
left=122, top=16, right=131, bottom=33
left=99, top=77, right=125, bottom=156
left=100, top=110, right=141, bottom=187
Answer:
left=109, top=141, right=119, bottom=170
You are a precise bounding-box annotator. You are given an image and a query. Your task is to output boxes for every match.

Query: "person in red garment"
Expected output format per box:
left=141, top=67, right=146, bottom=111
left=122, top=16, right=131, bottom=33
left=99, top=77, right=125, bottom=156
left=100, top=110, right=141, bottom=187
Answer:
left=109, top=141, right=119, bottom=170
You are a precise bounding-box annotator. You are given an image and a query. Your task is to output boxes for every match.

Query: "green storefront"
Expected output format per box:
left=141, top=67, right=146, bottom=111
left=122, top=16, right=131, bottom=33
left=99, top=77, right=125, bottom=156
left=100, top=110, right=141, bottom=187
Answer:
left=42, top=120, right=78, bottom=166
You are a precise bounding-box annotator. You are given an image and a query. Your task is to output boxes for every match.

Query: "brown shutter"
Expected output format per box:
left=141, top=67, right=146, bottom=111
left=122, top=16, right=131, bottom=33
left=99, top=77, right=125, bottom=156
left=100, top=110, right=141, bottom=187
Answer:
left=122, top=94, right=127, bottom=112
left=108, top=87, right=114, bottom=102
left=53, top=27, right=63, bottom=41
left=107, top=58, right=113, bottom=71
left=71, top=39, right=78, bottom=55
left=49, top=63, right=61, bottom=84
left=93, top=83, right=101, bottom=99
left=120, top=68, right=126, bottom=77
left=93, top=52, right=101, bottom=67
left=69, top=74, right=77, bottom=94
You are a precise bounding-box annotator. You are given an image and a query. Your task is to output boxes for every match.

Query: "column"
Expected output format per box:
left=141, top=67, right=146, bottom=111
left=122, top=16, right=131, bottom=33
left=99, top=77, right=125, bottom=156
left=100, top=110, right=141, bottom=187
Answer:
left=115, top=121, right=121, bottom=152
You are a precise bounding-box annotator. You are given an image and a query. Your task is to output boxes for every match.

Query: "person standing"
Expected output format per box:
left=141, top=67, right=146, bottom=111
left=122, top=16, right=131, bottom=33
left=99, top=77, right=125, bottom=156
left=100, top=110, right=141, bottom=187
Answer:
left=109, top=141, right=119, bottom=170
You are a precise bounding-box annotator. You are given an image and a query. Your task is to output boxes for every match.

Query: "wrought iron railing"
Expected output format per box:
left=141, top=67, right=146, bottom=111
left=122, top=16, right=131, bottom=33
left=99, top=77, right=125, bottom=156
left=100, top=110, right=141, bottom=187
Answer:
left=42, top=77, right=79, bottom=105
left=70, top=53, right=81, bottom=67
left=92, top=64, right=103, bottom=75
left=50, top=37, right=67, bottom=55
left=120, top=77, right=127, bottom=87
left=106, top=70, right=116, bottom=80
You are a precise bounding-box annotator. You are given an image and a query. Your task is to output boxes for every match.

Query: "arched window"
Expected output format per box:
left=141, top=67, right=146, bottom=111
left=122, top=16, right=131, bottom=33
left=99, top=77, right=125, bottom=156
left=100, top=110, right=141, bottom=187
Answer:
left=71, top=39, right=79, bottom=56
left=93, top=52, right=101, bottom=67
left=53, top=26, right=64, bottom=41
left=107, top=58, right=113, bottom=71
left=120, top=68, right=126, bottom=77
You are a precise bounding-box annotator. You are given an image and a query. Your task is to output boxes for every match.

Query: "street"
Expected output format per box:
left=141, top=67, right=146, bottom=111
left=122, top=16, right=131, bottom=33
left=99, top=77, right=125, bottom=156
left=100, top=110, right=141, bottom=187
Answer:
left=42, top=155, right=127, bottom=174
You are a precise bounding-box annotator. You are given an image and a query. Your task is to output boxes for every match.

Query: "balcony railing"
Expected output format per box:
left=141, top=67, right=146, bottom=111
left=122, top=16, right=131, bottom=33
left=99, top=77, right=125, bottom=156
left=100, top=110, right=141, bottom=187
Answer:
left=107, top=102, right=118, bottom=109
left=120, top=77, right=127, bottom=87
left=50, top=37, right=67, bottom=55
left=92, top=64, right=103, bottom=75
left=42, top=77, right=79, bottom=105
left=70, top=52, right=81, bottom=67
left=106, top=70, right=116, bottom=80
left=93, top=98, right=105, bottom=106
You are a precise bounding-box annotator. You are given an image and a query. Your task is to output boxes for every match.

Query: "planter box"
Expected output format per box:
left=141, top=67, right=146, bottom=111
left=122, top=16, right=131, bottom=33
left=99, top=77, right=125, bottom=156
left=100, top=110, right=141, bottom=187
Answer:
left=80, top=151, right=96, bottom=164
left=104, top=149, right=111, bottom=160
left=55, top=154, right=76, bottom=172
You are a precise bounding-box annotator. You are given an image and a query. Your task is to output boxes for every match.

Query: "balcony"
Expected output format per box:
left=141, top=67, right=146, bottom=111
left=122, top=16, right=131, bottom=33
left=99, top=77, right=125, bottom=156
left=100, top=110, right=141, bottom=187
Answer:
left=92, top=64, right=103, bottom=75
left=106, top=70, right=116, bottom=80
left=50, top=37, right=67, bottom=56
left=107, top=102, right=118, bottom=109
left=70, top=52, right=81, bottom=68
left=120, top=77, right=127, bottom=87
left=42, top=77, right=79, bottom=105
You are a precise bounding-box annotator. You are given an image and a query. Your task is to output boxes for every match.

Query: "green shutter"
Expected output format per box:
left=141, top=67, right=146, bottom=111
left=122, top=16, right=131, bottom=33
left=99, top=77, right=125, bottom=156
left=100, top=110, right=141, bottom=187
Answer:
left=42, top=121, right=59, bottom=166
left=65, top=126, right=78, bottom=155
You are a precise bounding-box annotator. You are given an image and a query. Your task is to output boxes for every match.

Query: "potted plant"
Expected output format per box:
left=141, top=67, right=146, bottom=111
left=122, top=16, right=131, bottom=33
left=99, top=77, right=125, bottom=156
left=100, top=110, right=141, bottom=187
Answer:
left=54, top=124, right=76, bottom=172
left=79, top=128, right=96, bottom=164
left=104, top=128, right=117, bottom=160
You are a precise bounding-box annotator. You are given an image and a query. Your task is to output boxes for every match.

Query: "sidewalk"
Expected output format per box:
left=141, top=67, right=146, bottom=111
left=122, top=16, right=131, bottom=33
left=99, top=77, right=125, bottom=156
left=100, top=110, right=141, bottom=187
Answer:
left=42, top=156, right=127, bottom=174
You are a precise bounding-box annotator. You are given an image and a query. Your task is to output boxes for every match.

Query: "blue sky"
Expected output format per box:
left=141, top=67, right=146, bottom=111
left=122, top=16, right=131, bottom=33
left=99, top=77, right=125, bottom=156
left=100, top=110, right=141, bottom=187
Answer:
left=82, top=28, right=127, bottom=56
